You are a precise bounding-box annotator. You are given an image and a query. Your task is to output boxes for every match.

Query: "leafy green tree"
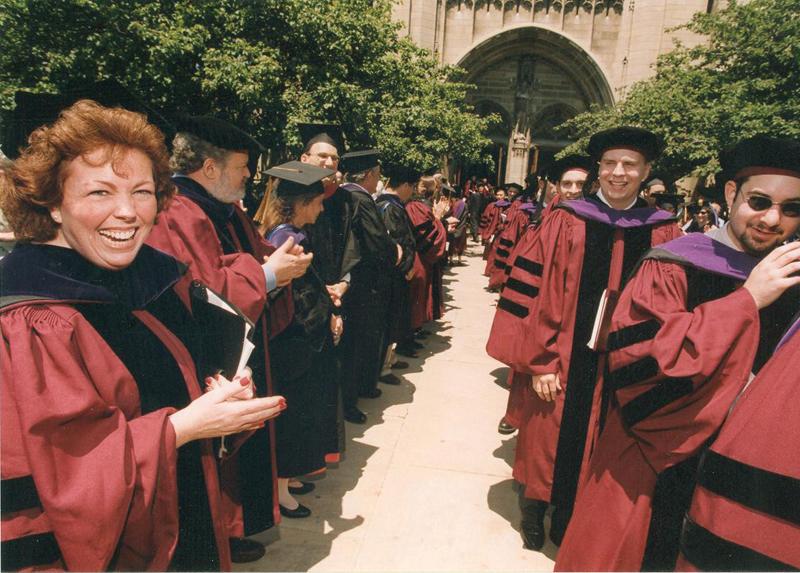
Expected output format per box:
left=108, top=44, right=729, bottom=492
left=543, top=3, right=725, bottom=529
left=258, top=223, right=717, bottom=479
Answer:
left=557, top=0, right=800, bottom=180
left=0, top=0, right=495, bottom=172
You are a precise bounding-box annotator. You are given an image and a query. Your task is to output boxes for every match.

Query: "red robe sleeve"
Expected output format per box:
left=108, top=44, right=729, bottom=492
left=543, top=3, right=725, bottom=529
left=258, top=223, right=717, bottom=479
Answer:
left=679, top=332, right=800, bottom=570
left=513, top=208, right=580, bottom=376
left=606, top=260, right=760, bottom=472
left=406, top=201, right=447, bottom=266
left=1, top=305, right=179, bottom=571
left=147, top=196, right=267, bottom=322
left=479, top=203, right=499, bottom=241
left=231, top=206, right=294, bottom=338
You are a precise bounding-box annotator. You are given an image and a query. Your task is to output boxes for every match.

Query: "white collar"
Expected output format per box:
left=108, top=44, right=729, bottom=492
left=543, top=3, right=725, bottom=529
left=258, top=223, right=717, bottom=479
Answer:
left=596, top=188, right=638, bottom=210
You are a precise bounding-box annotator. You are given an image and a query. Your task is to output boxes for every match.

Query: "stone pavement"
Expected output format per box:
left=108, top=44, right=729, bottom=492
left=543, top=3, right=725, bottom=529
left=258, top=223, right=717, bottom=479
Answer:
left=237, top=241, right=557, bottom=572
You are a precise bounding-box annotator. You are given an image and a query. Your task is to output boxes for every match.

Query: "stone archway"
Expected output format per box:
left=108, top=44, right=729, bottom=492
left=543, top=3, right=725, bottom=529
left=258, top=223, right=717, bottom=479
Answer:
left=458, top=25, right=613, bottom=183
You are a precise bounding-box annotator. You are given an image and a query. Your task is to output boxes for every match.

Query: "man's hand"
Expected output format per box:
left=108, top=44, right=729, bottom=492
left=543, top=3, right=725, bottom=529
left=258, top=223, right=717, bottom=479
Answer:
left=743, top=241, right=800, bottom=309
left=531, top=373, right=562, bottom=402
left=396, top=243, right=404, bottom=266
left=326, top=281, right=349, bottom=307
left=263, top=236, right=313, bottom=287
left=330, top=315, right=343, bottom=344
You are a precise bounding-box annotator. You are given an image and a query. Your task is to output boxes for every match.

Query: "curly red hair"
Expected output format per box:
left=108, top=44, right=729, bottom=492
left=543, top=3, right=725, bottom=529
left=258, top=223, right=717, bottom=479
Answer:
left=0, top=99, right=175, bottom=242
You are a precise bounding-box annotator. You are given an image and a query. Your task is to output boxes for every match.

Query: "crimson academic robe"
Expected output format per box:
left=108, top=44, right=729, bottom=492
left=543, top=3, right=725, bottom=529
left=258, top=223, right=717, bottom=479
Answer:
left=509, top=197, right=681, bottom=511
left=485, top=204, right=551, bottom=433
left=406, top=199, right=448, bottom=324
left=0, top=244, right=230, bottom=571
left=678, top=318, right=800, bottom=571
left=147, top=176, right=291, bottom=537
left=479, top=199, right=509, bottom=243
left=485, top=199, right=560, bottom=369
left=555, top=234, right=799, bottom=571
left=447, top=198, right=469, bottom=259
left=487, top=202, right=538, bottom=290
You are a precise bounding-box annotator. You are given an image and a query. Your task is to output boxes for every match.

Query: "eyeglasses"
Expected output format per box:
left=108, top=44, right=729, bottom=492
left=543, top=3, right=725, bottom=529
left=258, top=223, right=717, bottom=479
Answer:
left=745, top=194, right=800, bottom=218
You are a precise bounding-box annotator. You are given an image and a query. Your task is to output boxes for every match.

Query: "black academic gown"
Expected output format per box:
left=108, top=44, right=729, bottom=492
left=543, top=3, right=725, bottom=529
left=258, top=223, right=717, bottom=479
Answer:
left=266, top=225, right=334, bottom=477
left=375, top=193, right=417, bottom=344
left=339, top=183, right=399, bottom=404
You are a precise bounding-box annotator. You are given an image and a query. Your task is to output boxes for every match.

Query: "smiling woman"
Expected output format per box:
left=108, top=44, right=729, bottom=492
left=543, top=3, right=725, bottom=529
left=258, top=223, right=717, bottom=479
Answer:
left=0, top=100, right=285, bottom=571
left=46, top=147, right=159, bottom=270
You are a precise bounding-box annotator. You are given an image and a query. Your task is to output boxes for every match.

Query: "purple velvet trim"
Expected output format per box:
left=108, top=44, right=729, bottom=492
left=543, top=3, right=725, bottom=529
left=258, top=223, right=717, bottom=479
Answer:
left=267, top=224, right=306, bottom=248
left=452, top=199, right=466, bottom=218
left=560, top=198, right=675, bottom=228
left=495, top=199, right=511, bottom=208
left=520, top=202, right=538, bottom=214
left=776, top=317, right=800, bottom=352
left=648, top=233, right=758, bottom=281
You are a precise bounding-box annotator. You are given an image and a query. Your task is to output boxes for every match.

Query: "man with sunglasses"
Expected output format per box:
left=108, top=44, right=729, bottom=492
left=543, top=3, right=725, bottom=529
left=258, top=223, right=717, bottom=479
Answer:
left=555, top=136, right=800, bottom=572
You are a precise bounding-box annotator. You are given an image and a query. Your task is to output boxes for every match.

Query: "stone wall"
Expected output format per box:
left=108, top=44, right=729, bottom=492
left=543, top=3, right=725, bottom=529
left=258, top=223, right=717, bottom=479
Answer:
left=392, top=0, right=717, bottom=182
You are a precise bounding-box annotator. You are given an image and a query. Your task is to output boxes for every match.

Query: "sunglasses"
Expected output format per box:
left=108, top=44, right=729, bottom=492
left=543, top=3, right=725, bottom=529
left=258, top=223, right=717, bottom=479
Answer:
left=745, top=194, right=800, bottom=218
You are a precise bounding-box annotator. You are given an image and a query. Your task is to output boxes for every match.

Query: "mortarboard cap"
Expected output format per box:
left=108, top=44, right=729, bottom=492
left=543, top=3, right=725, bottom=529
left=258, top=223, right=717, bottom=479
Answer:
left=505, top=182, right=524, bottom=192
left=1, top=80, right=175, bottom=159
left=587, top=126, right=663, bottom=162
left=265, top=160, right=334, bottom=197
left=174, top=114, right=264, bottom=154
left=340, top=149, right=380, bottom=174
left=548, top=154, right=593, bottom=182
left=298, top=123, right=345, bottom=155
left=720, top=135, right=800, bottom=181
left=382, top=163, right=421, bottom=186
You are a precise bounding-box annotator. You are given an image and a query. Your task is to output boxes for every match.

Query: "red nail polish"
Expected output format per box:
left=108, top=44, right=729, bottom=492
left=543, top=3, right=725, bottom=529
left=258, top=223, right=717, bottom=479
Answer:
left=240, top=378, right=250, bottom=386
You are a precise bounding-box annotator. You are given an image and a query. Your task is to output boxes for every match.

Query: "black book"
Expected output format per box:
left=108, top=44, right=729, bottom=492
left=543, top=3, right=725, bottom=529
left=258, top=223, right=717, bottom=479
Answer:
left=189, top=281, right=255, bottom=380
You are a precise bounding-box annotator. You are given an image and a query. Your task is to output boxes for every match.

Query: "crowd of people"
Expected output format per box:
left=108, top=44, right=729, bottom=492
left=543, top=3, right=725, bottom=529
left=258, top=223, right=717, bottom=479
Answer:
left=1, top=92, right=798, bottom=573
left=0, top=98, right=460, bottom=571
left=483, top=127, right=800, bottom=571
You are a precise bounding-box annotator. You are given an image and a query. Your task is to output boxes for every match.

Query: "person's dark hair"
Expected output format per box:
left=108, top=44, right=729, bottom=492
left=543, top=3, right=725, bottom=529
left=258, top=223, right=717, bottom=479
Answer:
left=0, top=99, right=174, bottom=242
left=170, top=132, right=231, bottom=174
left=345, top=166, right=378, bottom=185
left=303, top=134, right=339, bottom=155
left=257, top=181, right=319, bottom=233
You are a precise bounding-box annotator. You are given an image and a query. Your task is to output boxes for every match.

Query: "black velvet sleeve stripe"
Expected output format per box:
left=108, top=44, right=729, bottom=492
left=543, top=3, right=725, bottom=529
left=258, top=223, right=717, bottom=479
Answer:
left=697, top=450, right=800, bottom=526
left=505, top=277, right=539, bottom=299
left=680, top=518, right=796, bottom=572
left=414, top=220, right=434, bottom=233
left=606, top=320, right=661, bottom=352
left=493, top=260, right=508, bottom=270
left=498, top=297, right=529, bottom=318
left=418, top=239, right=434, bottom=254
left=1, top=476, right=41, bottom=514
left=2, top=532, right=62, bottom=571
left=497, top=248, right=511, bottom=258
left=499, top=238, right=515, bottom=247
left=504, top=265, right=512, bottom=276
left=606, top=356, right=661, bottom=390
left=620, top=378, right=693, bottom=427
left=514, top=256, right=543, bottom=276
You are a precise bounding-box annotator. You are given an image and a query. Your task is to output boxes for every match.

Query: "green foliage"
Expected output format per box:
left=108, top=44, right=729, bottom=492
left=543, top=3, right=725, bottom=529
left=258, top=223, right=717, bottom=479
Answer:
left=0, top=0, right=495, bottom=172
left=557, top=0, right=800, bottom=180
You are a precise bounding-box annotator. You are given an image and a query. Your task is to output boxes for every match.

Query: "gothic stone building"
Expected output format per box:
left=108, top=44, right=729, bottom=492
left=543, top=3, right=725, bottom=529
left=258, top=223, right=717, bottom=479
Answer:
left=392, top=0, right=720, bottom=184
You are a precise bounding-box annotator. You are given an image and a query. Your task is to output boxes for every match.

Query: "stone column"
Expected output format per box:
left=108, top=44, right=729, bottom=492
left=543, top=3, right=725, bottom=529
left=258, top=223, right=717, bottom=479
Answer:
left=505, top=56, right=536, bottom=185
left=505, top=128, right=530, bottom=185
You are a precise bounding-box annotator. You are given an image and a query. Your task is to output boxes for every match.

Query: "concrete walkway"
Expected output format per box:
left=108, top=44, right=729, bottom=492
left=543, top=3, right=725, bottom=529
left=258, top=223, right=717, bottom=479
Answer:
left=238, top=241, right=556, bottom=572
